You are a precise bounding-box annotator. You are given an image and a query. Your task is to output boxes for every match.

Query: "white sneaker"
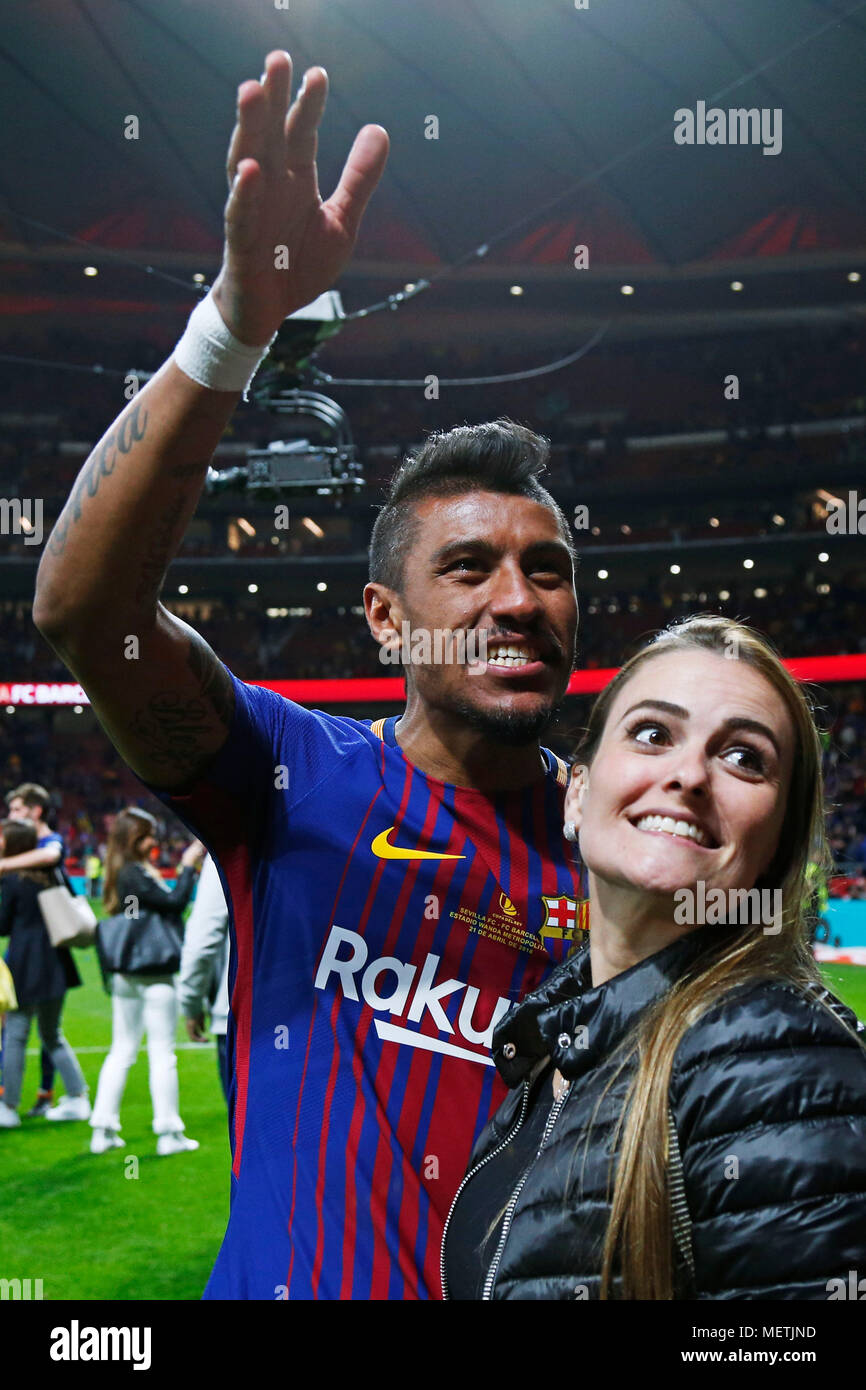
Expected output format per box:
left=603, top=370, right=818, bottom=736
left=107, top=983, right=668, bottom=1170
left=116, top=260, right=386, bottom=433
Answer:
left=0, top=1102, right=21, bottom=1128
left=90, top=1127, right=126, bottom=1154
left=45, top=1094, right=91, bottom=1122
left=156, top=1132, right=199, bottom=1156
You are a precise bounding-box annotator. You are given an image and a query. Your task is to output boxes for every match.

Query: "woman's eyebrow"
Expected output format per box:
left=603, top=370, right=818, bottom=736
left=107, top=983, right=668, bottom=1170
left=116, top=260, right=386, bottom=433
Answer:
left=718, top=716, right=781, bottom=758
left=618, top=698, right=689, bottom=724
left=617, top=700, right=782, bottom=758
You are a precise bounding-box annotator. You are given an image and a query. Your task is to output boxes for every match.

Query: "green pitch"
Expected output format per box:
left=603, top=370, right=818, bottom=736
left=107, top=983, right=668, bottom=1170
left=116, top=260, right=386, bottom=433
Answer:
left=0, top=923, right=230, bottom=1301
left=1, top=910, right=865, bottom=1301
left=814, top=961, right=866, bottom=1025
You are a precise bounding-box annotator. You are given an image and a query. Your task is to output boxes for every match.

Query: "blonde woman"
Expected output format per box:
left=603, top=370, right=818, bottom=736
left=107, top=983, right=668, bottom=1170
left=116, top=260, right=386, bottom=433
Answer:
left=90, top=808, right=204, bottom=1155
left=442, top=616, right=866, bottom=1300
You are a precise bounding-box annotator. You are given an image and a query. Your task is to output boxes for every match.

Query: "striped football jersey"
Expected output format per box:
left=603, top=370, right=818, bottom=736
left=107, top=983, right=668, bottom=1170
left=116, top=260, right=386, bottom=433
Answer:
left=143, top=668, right=585, bottom=1299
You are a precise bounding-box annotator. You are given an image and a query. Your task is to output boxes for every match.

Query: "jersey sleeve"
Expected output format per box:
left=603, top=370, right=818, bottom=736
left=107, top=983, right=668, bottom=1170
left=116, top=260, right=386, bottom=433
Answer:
left=37, top=831, right=64, bottom=862
left=137, top=664, right=359, bottom=858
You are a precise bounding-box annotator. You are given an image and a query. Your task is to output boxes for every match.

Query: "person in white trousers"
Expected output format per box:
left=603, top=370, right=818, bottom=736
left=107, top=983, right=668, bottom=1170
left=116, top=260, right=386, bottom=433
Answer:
left=89, top=808, right=204, bottom=1156
left=177, top=853, right=230, bottom=1104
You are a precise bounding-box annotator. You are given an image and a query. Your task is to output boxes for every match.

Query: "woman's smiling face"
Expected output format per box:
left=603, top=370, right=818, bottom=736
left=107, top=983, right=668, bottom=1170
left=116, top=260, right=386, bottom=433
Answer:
left=565, top=648, right=796, bottom=900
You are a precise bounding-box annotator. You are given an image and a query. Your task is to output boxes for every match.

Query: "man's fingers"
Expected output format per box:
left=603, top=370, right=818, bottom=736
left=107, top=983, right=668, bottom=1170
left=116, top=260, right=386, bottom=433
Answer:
left=225, top=82, right=269, bottom=189
left=326, top=124, right=390, bottom=241
left=261, top=50, right=293, bottom=156
left=224, top=158, right=262, bottom=251
left=226, top=52, right=293, bottom=189
left=284, top=66, right=329, bottom=170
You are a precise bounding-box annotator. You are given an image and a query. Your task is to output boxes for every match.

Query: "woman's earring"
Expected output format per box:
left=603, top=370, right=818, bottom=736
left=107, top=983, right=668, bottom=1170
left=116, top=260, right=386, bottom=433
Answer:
left=564, top=821, right=577, bottom=842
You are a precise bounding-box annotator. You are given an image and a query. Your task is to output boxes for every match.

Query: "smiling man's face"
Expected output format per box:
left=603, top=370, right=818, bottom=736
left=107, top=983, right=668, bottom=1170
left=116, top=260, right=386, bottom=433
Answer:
left=566, top=647, right=796, bottom=899
left=366, top=490, right=578, bottom=745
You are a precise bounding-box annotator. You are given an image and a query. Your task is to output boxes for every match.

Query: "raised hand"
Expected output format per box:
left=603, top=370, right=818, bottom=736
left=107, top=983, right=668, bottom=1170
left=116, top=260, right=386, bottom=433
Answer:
left=211, top=50, right=389, bottom=346
left=180, top=839, right=206, bottom=869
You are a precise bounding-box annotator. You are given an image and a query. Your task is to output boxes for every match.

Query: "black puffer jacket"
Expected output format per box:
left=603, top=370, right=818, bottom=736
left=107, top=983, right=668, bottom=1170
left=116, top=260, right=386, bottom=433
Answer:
left=442, top=927, right=866, bottom=1300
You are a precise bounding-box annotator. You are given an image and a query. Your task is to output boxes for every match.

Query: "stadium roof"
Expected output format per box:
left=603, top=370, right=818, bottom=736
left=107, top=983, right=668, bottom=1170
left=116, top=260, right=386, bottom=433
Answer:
left=2, top=0, right=865, bottom=352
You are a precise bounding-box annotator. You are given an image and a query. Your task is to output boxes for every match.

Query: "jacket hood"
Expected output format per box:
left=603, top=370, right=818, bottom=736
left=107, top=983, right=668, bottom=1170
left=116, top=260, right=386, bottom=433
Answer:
left=492, top=925, right=722, bottom=1087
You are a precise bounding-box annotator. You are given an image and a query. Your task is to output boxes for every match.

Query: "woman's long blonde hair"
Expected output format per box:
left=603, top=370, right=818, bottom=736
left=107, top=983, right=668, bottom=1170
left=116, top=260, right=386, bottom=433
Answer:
left=573, top=615, right=845, bottom=1299
left=102, top=808, right=162, bottom=913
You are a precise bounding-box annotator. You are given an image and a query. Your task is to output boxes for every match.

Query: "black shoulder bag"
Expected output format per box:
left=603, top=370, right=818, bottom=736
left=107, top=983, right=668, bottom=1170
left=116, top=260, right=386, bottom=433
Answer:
left=96, top=909, right=183, bottom=977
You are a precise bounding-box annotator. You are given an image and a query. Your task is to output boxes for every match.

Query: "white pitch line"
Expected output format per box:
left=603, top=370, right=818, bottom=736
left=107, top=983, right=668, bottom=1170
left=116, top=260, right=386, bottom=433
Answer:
left=23, top=1042, right=217, bottom=1055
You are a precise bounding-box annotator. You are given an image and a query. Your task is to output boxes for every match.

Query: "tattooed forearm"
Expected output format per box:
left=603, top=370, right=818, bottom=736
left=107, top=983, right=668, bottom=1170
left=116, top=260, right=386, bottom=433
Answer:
left=29, top=358, right=247, bottom=790
left=48, top=401, right=149, bottom=557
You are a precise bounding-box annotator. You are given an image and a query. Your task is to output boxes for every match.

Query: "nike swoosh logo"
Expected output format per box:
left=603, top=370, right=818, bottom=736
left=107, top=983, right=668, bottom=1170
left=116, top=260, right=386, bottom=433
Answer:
left=374, top=1018, right=491, bottom=1064
left=370, top=826, right=465, bottom=861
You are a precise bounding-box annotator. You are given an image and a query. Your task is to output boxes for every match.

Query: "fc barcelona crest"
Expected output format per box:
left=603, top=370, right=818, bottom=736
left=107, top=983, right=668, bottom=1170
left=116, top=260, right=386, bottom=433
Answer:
left=539, top=894, right=590, bottom=941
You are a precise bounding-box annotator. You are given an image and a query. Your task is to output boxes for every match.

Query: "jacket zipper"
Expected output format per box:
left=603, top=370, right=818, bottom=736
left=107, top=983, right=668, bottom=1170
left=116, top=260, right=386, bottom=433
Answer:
left=480, top=1080, right=571, bottom=1301
left=440, top=1080, right=530, bottom=1301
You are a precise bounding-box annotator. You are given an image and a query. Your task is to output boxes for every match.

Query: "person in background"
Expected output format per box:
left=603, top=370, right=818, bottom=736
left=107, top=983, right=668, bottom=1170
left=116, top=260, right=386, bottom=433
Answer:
left=89, top=808, right=205, bottom=1155
left=178, top=853, right=230, bottom=1104
left=86, top=849, right=103, bottom=900
left=1, top=782, right=67, bottom=1118
left=0, top=817, right=89, bottom=1129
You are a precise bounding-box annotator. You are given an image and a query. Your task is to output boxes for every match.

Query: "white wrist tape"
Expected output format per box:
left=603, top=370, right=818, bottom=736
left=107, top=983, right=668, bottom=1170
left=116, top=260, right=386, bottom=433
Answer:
left=173, top=290, right=277, bottom=399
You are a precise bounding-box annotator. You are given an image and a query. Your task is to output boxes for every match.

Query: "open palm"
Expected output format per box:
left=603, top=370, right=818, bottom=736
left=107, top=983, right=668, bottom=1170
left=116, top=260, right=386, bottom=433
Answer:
left=212, top=50, right=389, bottom=345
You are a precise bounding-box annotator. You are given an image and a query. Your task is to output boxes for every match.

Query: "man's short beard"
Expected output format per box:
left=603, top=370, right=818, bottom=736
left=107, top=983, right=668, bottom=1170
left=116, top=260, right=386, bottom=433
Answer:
left=447, top=694, right=559, bottom=747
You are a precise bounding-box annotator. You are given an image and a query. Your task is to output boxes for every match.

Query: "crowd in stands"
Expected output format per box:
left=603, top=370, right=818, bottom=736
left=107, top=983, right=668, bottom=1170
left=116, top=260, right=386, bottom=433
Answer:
left=825, top=688, right=866, bottom=873
left=3, top=559, right=865, bottom=689
left=1, top=322, right=864, bottom=510
left=1, top=668, right=865, bottom=873
left=2, top=319, right=865, bottom=869
left=7, top=319, right=865, bottom=438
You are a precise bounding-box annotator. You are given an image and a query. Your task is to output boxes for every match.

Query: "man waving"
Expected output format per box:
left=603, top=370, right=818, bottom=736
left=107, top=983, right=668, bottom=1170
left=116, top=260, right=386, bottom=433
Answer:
left=34, top=51, right=581, bottom=1298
